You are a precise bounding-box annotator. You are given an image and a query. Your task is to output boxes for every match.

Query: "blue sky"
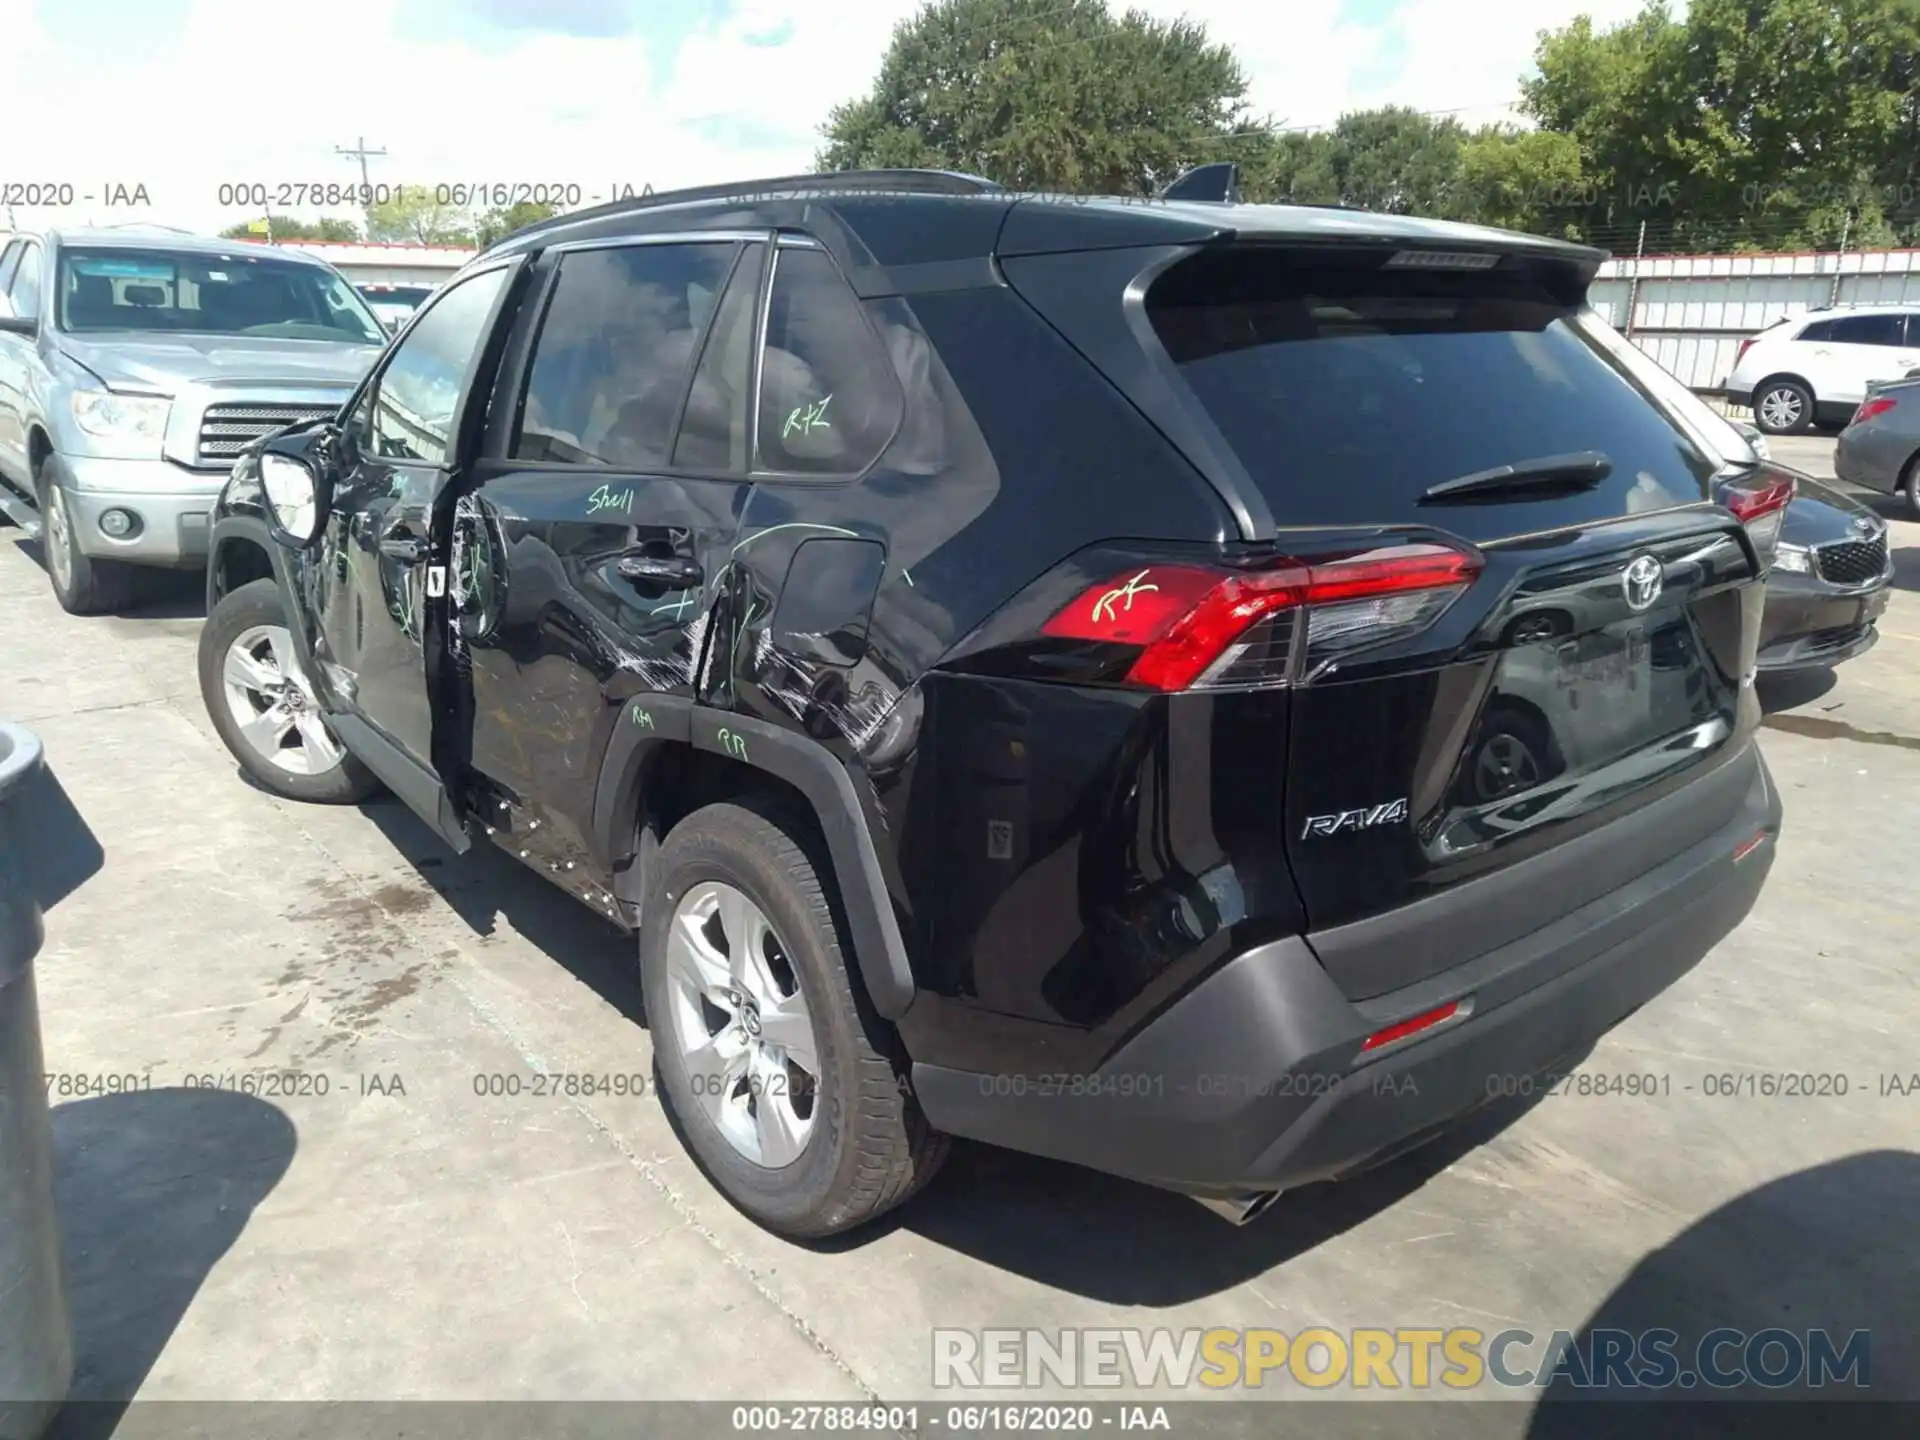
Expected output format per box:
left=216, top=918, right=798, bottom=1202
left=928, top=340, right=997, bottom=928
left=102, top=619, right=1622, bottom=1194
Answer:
left=7, top=0, right=1650, bottom=233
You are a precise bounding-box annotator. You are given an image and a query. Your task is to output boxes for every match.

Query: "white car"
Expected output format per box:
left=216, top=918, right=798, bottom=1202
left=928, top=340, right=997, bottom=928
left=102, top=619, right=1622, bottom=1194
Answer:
left=1725, top=304, right=1920, bottom=435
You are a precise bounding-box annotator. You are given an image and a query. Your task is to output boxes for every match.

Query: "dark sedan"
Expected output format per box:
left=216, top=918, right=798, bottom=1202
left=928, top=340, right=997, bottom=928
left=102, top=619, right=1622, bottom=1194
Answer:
left=1758, top=474, right=1893, bottom=672
left=1834, top=377, right=1920, bottom=518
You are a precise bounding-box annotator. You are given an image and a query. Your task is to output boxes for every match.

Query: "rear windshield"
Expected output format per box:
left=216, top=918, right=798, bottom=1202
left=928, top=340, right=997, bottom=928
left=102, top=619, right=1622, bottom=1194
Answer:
left=1145, top=247, right=1722, bottom=534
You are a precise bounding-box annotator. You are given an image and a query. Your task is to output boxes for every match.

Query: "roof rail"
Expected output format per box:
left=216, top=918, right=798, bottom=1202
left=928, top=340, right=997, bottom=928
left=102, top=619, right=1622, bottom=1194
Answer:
left=488, top=168, right=1005, bottom=250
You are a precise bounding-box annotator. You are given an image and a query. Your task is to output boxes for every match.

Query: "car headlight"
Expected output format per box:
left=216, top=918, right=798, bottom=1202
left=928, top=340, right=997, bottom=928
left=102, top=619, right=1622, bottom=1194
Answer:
left=71, top=389, right=172, bottom=443
left=1773, top=543, right=1811, bottom=574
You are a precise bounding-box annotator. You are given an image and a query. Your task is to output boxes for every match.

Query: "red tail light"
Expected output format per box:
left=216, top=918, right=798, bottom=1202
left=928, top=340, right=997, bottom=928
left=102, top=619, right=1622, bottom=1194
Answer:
left=1719, top=472, right=1795, bottom=558
left=1734, top=337, right=1757, bottom=367
left=1852, top=396, right=1897, bottom=425
left=1042, top=543, right=1482, bottom=692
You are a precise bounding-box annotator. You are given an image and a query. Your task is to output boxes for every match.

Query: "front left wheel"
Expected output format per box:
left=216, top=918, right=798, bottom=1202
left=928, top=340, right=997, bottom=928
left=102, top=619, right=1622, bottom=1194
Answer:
left=197, top=578, right=380, bottom=804
left=640, top=798, right=947, bottom=1238
left=38, top=464, right=138, bottom=615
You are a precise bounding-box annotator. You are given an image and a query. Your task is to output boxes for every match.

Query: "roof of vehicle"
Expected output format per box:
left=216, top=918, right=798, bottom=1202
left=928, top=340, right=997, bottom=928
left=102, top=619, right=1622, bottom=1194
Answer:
left=1787, top=302, right=1920, bottom=320
left=474, top=168, right=1609, bottom=274
left=36, top=226, right=335, bottom=266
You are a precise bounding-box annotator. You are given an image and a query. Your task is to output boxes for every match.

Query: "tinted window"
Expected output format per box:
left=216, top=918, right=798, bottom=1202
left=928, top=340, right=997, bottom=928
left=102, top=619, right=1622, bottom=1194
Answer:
left=8, top=243, right=42, bottom=320
left=756, top=247, right=900, bottom=475
left=1827, top=313, right=1904, bottom=347
left=672, top=243, right=763, bottom=472
left=1144, top=246, right=1720, bottom=535
left=369, top=266, right=510, bottom=465
left=1796, top=318, right=1835, bottom=342
left=54, top=247, right=383, bottom=341
left=515, top=242, right=735, bottom=468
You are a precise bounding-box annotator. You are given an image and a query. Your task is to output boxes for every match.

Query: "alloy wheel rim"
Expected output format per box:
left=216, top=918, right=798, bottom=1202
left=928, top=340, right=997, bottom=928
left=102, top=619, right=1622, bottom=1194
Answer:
left=1476, top=732, right=1541, bottom=800
left=1759, top=388, right=1802, bottom=429
left=44, top=485, right=73, bottom=592
left=220, top=623, right=346, bottom=776
left=665, top=880, right=820, bottom=1169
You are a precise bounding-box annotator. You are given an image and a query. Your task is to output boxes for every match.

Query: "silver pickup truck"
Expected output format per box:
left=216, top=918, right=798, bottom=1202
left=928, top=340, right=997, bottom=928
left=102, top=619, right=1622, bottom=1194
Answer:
left=0, top=228, right=385, bottom=613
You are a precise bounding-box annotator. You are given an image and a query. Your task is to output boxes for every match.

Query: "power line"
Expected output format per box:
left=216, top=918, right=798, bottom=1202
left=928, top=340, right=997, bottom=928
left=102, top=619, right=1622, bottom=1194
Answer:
left=336, top=136, right=389, bottom=193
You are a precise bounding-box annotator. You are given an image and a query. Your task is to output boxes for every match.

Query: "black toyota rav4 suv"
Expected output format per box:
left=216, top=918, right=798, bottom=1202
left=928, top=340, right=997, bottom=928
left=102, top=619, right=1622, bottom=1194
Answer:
left=197, top=169, right=1787, bottom=1238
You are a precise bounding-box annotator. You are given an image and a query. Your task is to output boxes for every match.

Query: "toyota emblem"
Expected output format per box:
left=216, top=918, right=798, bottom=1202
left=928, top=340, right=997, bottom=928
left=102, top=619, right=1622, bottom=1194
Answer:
left=1622, top=554, right=1663, bottom=612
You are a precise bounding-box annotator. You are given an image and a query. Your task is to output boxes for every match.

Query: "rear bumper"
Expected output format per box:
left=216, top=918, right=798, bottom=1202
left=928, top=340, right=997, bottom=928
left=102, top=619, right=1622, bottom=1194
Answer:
left=912, top=746, right=1780, bottom=1197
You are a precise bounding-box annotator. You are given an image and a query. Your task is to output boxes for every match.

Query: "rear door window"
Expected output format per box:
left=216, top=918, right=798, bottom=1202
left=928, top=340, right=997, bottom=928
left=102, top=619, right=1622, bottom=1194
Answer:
left=514, top=241, right=737, bottom=469
left=755, top=246, right=900, bottom=476
left=1828, top=313, right=1905, bottom=347
left=1144, top=246, right=1721, bottom=538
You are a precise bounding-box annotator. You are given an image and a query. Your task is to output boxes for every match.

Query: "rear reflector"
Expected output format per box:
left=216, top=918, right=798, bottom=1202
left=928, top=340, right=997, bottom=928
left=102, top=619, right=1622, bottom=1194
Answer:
left=1852, top=396, right=1898, bottom=425
left=1360, top=1000, right=1463, bottom=1053
left=1732, top=830, right=1769, bottom=863
left=1043, top=543, right=1481, bottom=692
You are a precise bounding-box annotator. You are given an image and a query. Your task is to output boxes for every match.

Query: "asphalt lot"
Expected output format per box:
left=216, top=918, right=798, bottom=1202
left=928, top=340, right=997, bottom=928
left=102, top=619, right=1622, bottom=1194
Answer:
left=4, top=431, right=1918, bottom=1429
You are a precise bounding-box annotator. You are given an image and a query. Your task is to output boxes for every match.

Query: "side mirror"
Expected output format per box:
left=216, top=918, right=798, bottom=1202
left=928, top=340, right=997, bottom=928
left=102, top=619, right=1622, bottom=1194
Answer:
left=260, top=454, right=330, bottom=549
left=0, top=293, right=36, bottom=337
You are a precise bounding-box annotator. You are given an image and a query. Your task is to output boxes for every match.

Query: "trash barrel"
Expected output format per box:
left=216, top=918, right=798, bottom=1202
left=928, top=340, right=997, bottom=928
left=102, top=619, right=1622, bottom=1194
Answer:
left=0, top=722, right=74, bottom=1440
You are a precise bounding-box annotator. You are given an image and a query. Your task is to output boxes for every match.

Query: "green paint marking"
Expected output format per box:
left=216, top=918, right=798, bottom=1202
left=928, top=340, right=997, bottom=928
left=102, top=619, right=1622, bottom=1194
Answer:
left=586, top=483, right=635, bottom=517
left=632, top=708, right=655, bottom=730
left=715, top=727, right=748, bottom=762
left=782, top=392, right=833, bottom=439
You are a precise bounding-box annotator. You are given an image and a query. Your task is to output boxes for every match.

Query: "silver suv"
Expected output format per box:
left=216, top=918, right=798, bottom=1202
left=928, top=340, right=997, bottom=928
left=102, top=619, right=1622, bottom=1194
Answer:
left=0, top=227, right=385, bottom=612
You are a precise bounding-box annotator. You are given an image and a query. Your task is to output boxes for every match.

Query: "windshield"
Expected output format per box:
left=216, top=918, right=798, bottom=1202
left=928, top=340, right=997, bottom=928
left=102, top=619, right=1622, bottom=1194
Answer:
left=56, top=247, right=386, bottom=343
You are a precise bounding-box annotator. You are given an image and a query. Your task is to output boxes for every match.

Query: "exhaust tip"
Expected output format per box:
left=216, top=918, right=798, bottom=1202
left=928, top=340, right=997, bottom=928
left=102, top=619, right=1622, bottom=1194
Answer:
left=1192, top=1191, right=1282, bottom=1226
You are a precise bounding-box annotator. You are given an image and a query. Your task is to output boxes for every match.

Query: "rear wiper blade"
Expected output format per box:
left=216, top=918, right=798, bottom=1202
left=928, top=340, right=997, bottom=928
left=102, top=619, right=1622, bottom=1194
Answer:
left=1419, top=451, right=1612, bottom=503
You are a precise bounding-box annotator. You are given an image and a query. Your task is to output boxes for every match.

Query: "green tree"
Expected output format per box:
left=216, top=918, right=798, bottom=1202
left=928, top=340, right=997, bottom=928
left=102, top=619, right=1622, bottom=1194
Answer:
left=217, top=214, right=362, bottom=242
left=1241, top=108, right=1469, bottom=214
left=817, top=0, right=1267, bottom=195
left=364, top=186, right=475, bottom=246
left=474, top=200, right=559, bottom=248
left=1454, top=127, right=1590, bottom=236
left=1525, top=0, right=1920, bottom=250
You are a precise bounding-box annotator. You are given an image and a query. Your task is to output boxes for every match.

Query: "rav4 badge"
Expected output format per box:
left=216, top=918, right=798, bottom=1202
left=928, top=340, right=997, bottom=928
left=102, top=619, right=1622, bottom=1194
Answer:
left=1302, top=798, right=1409, bottom=839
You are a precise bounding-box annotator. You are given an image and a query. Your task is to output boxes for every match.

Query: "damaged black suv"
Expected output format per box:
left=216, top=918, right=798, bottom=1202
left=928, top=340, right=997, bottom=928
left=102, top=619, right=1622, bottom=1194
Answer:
left=198, top=168, right=1786, bottom=1238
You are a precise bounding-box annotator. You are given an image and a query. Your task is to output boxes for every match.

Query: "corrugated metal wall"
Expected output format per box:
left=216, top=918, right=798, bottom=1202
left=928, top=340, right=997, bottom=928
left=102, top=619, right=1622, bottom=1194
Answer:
left=1588, top=249, right=1920, bottom=391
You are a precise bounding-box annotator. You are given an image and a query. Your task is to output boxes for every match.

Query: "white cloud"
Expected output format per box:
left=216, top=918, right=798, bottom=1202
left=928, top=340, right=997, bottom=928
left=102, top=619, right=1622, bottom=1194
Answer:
left=0, top=0, right=1653, bottom=236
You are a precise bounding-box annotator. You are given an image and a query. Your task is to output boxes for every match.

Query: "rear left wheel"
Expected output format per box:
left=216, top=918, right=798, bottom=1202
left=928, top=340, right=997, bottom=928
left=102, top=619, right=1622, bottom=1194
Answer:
left=197, top=578, right=380, bottom=804
left=640, top=798, right=947, bottom=1238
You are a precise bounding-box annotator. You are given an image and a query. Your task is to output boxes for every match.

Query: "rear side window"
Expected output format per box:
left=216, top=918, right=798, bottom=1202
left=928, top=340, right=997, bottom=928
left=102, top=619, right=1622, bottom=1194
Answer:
left=0, top=241, right=21, bottom=294
left=756, top=247, right=900, bottom=476
left=672, top=242, right=764, bottom=472
left=1797, top=318, right=1835, bottom=342
left=1827, top=313, right=1905, bottom=347
left=515, top=241, right=736, bottom=469
left=1144, top=246, right=1721, bottom=534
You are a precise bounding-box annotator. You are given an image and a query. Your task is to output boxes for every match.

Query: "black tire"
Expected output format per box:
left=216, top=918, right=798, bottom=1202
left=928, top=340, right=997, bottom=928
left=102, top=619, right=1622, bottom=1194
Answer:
left=197, top=578, right=381, bottom=804
left=37, top=460, right=138, bottom=615
left=1752, top=377, right=1815, bottom=436
left=1902, top=453, right=1920, bottom=522
left=640, top=798, right=947, bottom=1238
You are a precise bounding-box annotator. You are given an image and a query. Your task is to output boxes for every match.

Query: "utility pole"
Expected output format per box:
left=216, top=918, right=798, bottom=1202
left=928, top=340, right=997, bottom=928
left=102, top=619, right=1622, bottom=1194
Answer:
left=335, top=136, right=388, bottom=193
left=1624, top=220, right=1647, bottom=339
left=1829, top=210, right=1851, bottom=308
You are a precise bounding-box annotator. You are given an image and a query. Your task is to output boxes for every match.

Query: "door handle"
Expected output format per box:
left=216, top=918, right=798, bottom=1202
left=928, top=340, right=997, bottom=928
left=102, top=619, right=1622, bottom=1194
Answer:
left=616, top=554, right=703, bottom=589
left=379, top=535, right=428, bottom=562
